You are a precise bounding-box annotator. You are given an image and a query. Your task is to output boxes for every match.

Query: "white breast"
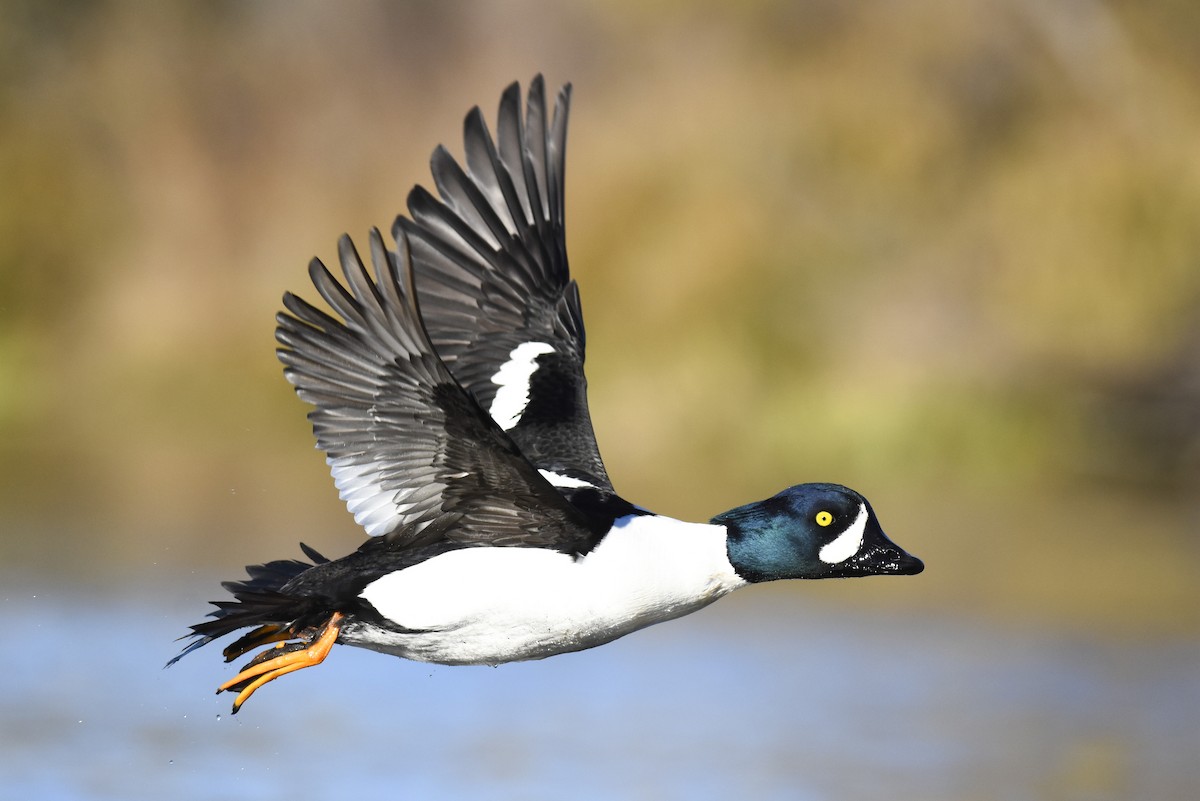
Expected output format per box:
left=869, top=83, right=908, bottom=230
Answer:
left=354, top=514, right=747, bottom=665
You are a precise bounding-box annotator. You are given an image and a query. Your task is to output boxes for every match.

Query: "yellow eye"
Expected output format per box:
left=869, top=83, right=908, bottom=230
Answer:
left=815, top=511, right=834, bottom=527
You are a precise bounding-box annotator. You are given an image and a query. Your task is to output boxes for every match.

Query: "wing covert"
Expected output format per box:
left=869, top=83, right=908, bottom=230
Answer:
left=398, top=75, right=612, bottom=492
left=275, top=227, right=605, bottom=553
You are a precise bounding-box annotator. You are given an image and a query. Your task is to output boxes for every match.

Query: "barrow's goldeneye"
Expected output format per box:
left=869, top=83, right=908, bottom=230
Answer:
left=170, top=76, right=923, bottom=713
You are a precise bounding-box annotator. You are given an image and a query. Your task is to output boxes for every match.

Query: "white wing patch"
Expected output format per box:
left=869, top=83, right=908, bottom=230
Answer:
left=327, top=454, right=443, bottom=537
left=538, top=469, right=596, bottom=489
left=818, top=503, right=868, bottom=564
left=488, top=341, right=554, bottom=430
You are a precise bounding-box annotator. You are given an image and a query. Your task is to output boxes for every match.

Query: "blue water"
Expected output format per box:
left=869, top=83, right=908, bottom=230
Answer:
left=3, top=580, right=1196, bottom=801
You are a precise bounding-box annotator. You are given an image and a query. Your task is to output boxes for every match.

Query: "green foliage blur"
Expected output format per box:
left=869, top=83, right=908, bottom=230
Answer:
left=1, top=1, right=1196, bottom=632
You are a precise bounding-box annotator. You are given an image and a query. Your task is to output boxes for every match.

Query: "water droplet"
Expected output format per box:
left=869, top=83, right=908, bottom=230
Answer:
left=216, top=714, right=222, bottom=721
left=168, top=760, right=174, bottom=765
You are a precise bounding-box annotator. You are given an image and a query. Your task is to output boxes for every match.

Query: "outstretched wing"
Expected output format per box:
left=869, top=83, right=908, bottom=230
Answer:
left=275, top=226, right=605, bottom=553
left=397, top=75, right=612, bottom=492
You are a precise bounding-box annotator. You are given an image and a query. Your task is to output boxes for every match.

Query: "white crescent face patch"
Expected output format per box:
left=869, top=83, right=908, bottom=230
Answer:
left=818, top=503, right=868, bottom=564
left=489, top=341, right=555, bottom=430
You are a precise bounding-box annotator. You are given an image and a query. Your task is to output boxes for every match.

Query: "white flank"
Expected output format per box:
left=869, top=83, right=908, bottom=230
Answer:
left=488, top=342, right=555, bottom=430
left=818, top=503, right=868, bottom=564
left=538, top=469, right=595, bottom=489
left=356, top=514, right=747, bottom=664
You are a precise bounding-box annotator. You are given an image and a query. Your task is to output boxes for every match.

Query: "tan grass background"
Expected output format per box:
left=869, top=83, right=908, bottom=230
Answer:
left=2, top=0, right=1197, bottom=634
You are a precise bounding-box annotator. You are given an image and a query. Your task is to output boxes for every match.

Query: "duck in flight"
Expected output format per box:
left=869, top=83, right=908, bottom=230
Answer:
left=170, top=76, right=924, bottom=713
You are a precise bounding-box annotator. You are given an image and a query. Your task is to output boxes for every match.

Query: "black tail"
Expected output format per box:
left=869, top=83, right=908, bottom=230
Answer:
left=166, top=543, right=332, bottom=667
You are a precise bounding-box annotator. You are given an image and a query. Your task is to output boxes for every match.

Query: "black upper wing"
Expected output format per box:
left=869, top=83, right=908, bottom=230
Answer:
left=275, top=227, right=606, bottom=554
left=396, top=76, right=612, bottom=492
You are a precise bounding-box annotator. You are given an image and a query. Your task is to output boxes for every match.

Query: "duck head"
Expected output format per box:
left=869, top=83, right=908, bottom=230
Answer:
left=713, top=483, right=923, bottom=582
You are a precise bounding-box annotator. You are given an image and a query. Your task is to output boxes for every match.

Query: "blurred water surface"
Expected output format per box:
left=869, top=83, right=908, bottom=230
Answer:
left=4, top=578, right=1195, bottom=801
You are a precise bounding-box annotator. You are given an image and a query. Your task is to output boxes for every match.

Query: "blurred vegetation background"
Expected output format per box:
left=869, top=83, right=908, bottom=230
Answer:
left=1, top=0, right=1197, bottom=634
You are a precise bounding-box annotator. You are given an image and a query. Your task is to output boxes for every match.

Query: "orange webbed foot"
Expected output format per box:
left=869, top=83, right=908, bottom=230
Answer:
left=217, top=612, right=344, bottom=713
